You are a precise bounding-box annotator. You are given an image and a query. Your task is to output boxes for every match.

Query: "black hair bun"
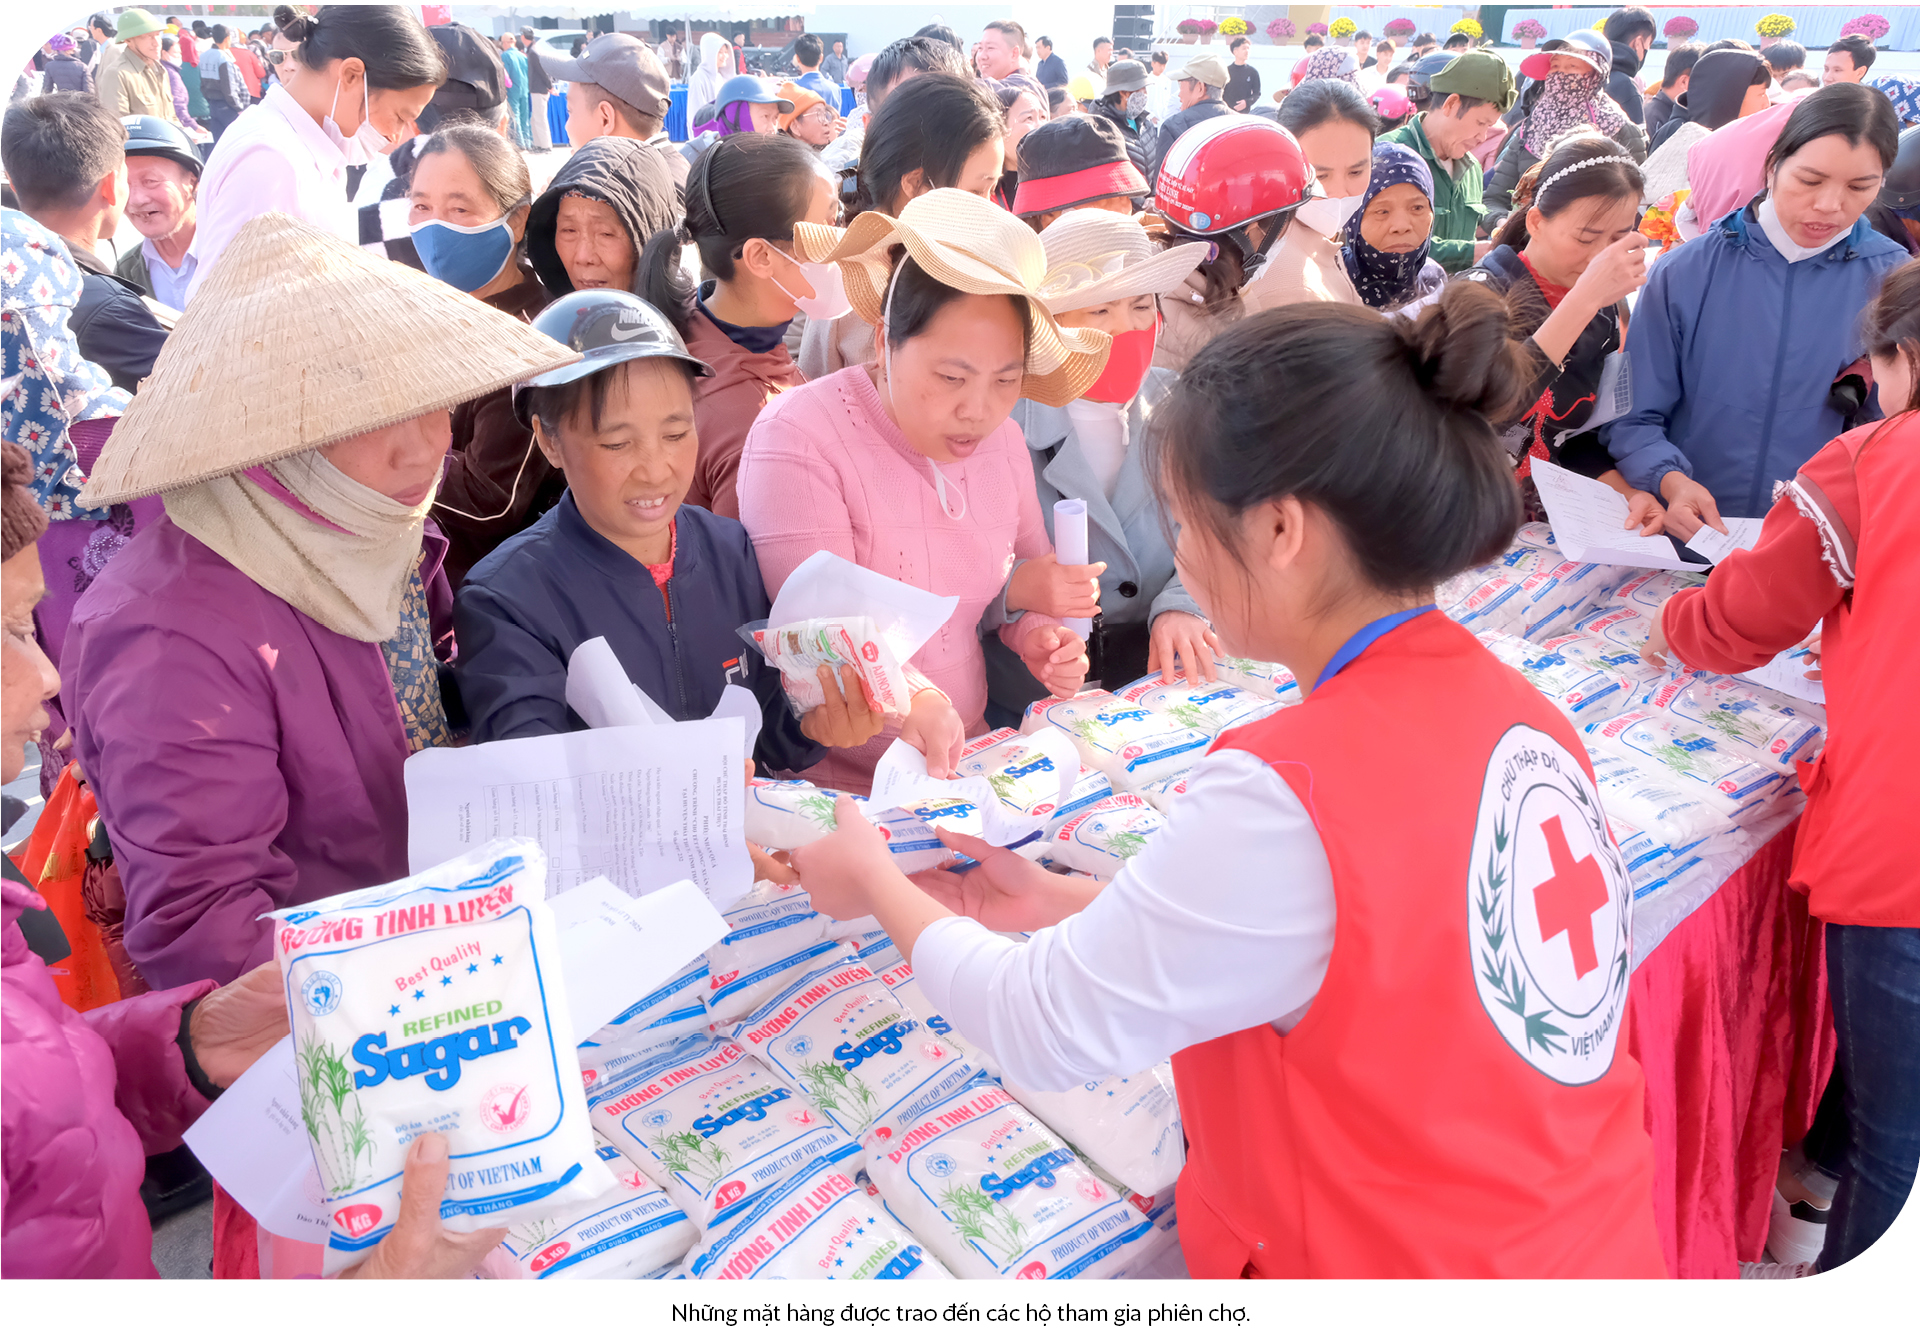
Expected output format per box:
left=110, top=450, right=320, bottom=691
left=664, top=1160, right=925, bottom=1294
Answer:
left=273, top=5, right=316, bottom=41
left=1398, top=283, right=1528, bottom=424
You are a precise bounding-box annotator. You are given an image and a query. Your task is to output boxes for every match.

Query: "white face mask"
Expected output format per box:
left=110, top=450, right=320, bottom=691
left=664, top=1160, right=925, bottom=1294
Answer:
left=1756, top=194, right=1834, bottom=264
left=769, top=245, right=853, bottom=321
left=1294, top=189, right=1366, bottom=236
left=326, top=72, right=399, bottom=166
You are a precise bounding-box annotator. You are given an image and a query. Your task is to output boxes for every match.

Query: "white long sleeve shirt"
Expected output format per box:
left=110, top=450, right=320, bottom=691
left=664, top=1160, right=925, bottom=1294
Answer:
left=187, top=82, right=353, bottom=300
left=914, top=746, right=1338, bottom=1093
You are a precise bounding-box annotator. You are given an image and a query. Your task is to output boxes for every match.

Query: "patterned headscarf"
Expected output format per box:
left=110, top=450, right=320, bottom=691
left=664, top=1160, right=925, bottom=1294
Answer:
left=1871, top=76, right=1920, bottom=128
left=0, top=212, right=129, bottom=522
left=1523, top=69, right=1628, bottom=156
left=1342, top=143, right=1437, bottom=308
left=1299, top=48, right=1361, bottom=89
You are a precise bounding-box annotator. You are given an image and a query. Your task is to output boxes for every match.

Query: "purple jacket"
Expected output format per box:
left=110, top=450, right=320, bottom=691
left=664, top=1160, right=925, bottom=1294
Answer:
left=2, top=879, right=215, bottom=1277
left=63, top=517, right=453, bottom=990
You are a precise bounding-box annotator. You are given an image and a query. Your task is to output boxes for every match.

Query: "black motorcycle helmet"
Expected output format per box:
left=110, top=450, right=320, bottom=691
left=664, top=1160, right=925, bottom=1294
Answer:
left=1879, top=124, right=1920, bottom=213
left=512, top=290, right=713, bottom=427
left=120, top=114, right=202, bottom=177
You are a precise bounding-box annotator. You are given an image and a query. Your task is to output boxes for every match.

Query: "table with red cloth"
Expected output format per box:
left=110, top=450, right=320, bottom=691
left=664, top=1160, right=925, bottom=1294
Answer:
left=1625, top=818, right=1835, bottom=1278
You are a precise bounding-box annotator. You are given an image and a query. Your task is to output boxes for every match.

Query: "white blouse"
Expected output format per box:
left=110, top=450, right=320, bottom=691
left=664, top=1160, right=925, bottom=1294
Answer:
left=187, top=82, right=353, bottom=301
left=913, top=746, right=1339, bottom=1093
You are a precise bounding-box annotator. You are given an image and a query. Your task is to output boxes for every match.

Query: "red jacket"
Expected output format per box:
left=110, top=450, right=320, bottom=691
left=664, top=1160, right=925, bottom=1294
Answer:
left=1663, top=418, right=1920, bottom=927
left=684, top=307, right=806, bottom=520
left=1173, top=613, right=1665, bottom=1277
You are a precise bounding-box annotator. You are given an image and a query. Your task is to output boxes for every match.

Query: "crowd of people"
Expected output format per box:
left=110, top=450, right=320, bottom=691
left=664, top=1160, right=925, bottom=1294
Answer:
left=1, top=4, right=1916, bottom=1285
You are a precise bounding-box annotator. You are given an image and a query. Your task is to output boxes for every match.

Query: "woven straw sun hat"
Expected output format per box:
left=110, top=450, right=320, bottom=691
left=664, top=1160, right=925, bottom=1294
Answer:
left=1035, top=210, right=1211, bottom=316
left=791, top=188, right=1112, bottom=407
left=78, top=213, right=578, bottom=506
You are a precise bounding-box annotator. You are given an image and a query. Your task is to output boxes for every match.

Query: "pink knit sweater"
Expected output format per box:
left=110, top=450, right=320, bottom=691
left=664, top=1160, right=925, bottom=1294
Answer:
left=737, top=364, right=1055, bottom=791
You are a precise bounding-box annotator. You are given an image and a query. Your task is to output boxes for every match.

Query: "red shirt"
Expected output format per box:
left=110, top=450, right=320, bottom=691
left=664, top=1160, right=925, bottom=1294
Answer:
left=231, top=45, right=265, bottom=98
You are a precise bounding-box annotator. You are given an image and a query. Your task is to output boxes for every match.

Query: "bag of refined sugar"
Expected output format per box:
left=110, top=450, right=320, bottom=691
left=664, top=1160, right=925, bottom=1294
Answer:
left=1209, top=655, right=1301, bottom=702
left=844, top=927, right=905, bottom=975
left=1441, top=574, right=1530, bottom=635
left=1583, top=709, right=1790, bottom=815
left=1671, top=676, right=1826, bottom=772
left=1586, top=738, right=1736, bottom=851
left=1002, top=1064, right=1184, bottom=1197
left=684, top=1154, right=951, bottom=1280
left=865, top=1078, right=1154, bottom=1281
left=1614, top=569, right=1706, bottom=619
left=589, top=1035, right=862, bottom=1229
left=578, top=956, right=711, bottom=1094
left=269, top=839, right=612, bottom=1272
left=1042, top=766, right=1116, bottom=841
left=1515, top=521, right=1560, bottom=552
left=1115, top=673, right=1283, bottom=741
left=1049, top=793, right=1165, bottom=878
left=1108, top=1185, right=1187, bottom=1280
left=875, top=960, right=994, bottom=1075
left=1536, top=631, right=1685, bottom=707
left=952, top=727, right=1079, bottom=833
left=702, top=884, right=844, bottom=1024
left=500, top=1144, right=697, bottom=1279
left=743, top=616, right=916, bottom=717
left=1136, top=770, right=1192, bottom=814
left=1512, top=558, right=1617, bottom=641
left=1479, top=632, right=1629, bottom=727
left=730, top=955, right=982, bottom=1141
left=745, top=778, right=853, bottom=852
left=1023, top=692, right=1209, bottom=788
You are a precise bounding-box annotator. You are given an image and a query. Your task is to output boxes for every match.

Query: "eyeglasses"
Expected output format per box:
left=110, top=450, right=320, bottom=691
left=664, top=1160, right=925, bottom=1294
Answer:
left=797, top=105, right=834, bottom=125
left=267, top=48, right=292, bottom=66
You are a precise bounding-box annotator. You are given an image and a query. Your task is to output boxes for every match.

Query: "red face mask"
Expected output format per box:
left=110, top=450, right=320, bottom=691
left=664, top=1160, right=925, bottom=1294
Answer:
left=1079, top=314, right=1161, bottom=405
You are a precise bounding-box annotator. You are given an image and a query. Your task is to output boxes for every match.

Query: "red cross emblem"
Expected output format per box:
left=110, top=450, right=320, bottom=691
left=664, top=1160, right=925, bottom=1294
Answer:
left=1532, top=814, right=1609, bottom=979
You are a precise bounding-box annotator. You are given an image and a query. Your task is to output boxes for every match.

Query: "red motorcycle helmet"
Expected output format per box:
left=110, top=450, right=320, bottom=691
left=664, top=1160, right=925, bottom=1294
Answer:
left=1153, top=115, right=1314, bottom=269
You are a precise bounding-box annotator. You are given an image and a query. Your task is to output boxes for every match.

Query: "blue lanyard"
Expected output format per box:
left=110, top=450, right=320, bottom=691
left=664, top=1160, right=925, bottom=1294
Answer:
left=1313, top=606, right=1437, bottom=690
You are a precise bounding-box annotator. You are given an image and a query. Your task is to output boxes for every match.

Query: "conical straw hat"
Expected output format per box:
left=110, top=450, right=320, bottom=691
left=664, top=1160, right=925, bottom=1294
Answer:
left=793, top=188, right=1112, bottom=407
left=78, top=212, right=579, bottom=505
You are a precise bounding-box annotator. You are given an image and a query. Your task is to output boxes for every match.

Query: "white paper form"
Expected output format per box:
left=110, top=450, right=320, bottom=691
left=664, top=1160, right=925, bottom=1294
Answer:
left=405, top=721, right=750, bottom=908
left=1683, top=517, right=1766, bottom=567
left=187, top=877, right=727, bottom=1243
left=1529, top=458, right=1710, bottom=571
left=1741, top=643, right=1828, bottom=707
left=766, top=549, right=957, bottom=660
left=566, top=636, right=764, bottom=760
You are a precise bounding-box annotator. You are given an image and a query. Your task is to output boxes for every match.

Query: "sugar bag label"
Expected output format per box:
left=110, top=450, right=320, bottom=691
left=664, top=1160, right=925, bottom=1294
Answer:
left=1023, top=691, right=1208, bottom=787
left=501, top=1145, right=696, bottom=1279
left=589, top=1036, right=861, bottom=1230
left=744, top=616, right=915, bottom=716
left=268, top=838, right=610, bottom=1269
left=1049, top=793, right=1165, bottom=878
left=731, top=956, right=981, bottom=1142
left=866, top=1080, right=1153, bottom=1281
left=685, top=1155, right=950, bottom=1280
left=1115, top=674, right=1282, bottom=740
left=1586, top=709, right=1788, bottom=805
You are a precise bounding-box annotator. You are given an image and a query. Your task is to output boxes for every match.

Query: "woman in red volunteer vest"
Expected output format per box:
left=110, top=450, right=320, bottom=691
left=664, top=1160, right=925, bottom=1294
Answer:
left=1644, top=259, right=1920, bottom=1275
left=794, top=286, right=1667, bottom=1278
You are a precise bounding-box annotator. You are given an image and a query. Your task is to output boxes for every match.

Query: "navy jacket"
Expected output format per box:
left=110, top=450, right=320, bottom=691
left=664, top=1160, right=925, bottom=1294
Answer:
left=453, top=493, right=822, bottom=775
left=1605, top=203, right=1906, bottom=518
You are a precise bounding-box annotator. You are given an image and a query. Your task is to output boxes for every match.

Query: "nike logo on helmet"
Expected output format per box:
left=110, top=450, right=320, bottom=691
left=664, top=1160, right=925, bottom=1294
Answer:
left=608, top=317, right=653, bottom=341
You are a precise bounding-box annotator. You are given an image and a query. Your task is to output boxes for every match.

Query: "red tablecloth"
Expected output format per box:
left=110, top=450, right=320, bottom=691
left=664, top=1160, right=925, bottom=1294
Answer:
left=1625, top=819, right=1835, bottom=1278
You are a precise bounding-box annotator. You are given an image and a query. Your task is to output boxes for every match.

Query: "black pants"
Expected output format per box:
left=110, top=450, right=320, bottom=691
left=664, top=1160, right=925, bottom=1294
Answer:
left=207, top=100, right=240, bottom=145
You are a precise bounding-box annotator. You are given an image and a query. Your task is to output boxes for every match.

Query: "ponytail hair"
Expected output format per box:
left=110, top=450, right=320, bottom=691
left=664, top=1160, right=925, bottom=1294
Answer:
left=273, top=4, right=445, bottom=90
left=635, top=134, right=830, bottom=340
left=1493, top=128, right=1642, bottom=251
left=1149, top=284, right=1525, bottom=595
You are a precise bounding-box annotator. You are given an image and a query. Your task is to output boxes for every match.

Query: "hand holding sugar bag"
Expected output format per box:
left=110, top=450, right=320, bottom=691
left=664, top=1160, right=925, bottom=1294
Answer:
left=864, top=1078, right=1154, bottom=1281
left=268, top=839, right=611, bottom=1272
left=684, top=1155, right=951, bottom=1280
left=745, top=616, right=916, bottom=717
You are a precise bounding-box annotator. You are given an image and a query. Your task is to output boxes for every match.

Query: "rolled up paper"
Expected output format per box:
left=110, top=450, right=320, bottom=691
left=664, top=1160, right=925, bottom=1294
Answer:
left=1053, top=498, right=1093, bottom=639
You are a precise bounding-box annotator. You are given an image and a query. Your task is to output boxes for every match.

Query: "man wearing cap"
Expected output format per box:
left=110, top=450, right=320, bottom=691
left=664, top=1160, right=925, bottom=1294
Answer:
left=114, top=115, right=201, bottom=309
left=1149, top=54, right=1229, bottom=190
left=545, top=33, right=688, bottom=204
left=1382, top=51, right=1513, bottom=270
left=1011, top=116, right=1148, bottom=231
left=0, top=95, right=169, bottom=390
left=1088, top=60, right=1155, bottom=179
left=96, top=9, right=175, bottom=124
left=521, top=29, right=552, bottom=151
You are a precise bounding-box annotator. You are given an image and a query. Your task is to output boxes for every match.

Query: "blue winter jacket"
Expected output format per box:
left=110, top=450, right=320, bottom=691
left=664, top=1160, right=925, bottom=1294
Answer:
left=1605, top=204, right=1905, bottom=519
left=453, top=493, right=822, bottom=775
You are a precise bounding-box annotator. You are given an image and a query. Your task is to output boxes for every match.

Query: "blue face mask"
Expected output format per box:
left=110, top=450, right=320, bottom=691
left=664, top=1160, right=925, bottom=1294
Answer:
left=409, top=216, right=516, bottom=293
